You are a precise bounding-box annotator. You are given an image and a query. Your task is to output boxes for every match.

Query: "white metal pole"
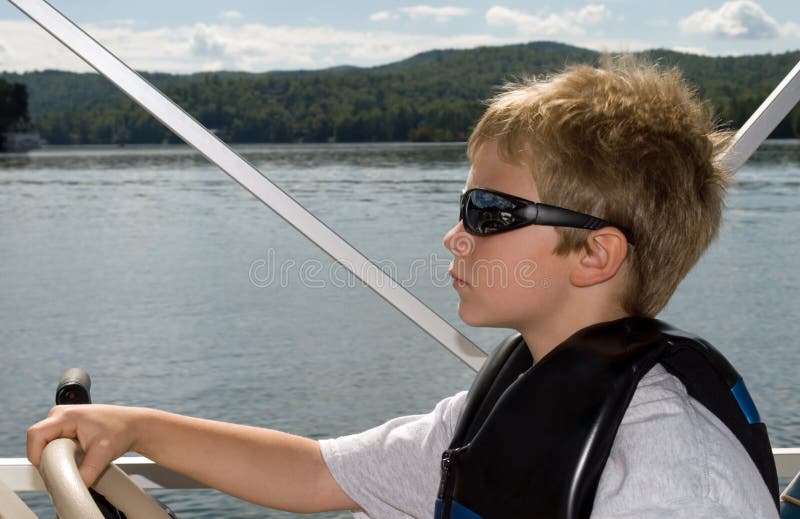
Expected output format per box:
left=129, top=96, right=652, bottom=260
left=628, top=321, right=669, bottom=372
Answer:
left=720, top=59, right=800, bottom=173
left=7, top=0, right=487, bottom=371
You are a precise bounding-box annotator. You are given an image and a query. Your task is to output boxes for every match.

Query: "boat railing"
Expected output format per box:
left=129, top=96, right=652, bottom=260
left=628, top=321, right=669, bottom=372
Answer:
left=2, top=451, right=800, bottom=493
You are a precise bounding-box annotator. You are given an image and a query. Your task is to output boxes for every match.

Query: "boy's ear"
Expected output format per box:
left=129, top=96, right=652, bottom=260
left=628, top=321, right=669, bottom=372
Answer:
left=570, top=229, right=629, bottom=288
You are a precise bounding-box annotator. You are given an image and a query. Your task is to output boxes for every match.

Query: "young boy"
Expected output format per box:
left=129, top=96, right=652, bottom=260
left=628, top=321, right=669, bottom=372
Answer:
left=27, top=58, right=778, bottom=518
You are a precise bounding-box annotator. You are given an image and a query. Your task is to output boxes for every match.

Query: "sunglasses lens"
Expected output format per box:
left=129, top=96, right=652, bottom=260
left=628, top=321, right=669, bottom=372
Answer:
left=464, top=190, right=517, bottom=234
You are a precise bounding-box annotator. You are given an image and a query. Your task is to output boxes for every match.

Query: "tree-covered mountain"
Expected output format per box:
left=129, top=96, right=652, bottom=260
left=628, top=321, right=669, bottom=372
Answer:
left=0, top=80, right=29, bottom=125
left=0, top=79, right=30, bottom=149
left=1, top=42, right=798, bottom=145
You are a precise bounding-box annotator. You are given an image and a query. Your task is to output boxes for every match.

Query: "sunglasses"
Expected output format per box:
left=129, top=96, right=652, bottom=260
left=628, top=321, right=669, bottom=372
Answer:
left=460, top=188, right=635, bottom=244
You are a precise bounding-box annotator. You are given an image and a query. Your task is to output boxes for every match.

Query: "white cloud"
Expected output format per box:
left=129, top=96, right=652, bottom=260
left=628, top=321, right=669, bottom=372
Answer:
left=369, top=10, right=398, bottom=22
left=785, top=21, right=800, bottom=37
left=486, top=4, right=611, bottom=36
left=219, top=10, right=243, bottom=22
left=0, top=19, right=507, bottom=73
left=679, top=1, right=789, bottom=39
left=190, top=24, right=227, bottom=58
left=574, top=4, right=609, bottom=24
left=370, top=5, right=470, bottom=23
left=398, top=6, right=471, bottom=23
left=0, top=20, right=90, bottom=72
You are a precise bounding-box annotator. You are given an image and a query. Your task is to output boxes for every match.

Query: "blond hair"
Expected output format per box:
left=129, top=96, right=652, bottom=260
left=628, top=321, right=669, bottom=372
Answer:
left=468, top=57, right=732, bottom=316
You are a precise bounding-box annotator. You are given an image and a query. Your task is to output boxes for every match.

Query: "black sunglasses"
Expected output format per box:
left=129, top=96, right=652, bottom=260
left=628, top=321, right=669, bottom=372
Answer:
left=460, top=188, right=635, bottom=244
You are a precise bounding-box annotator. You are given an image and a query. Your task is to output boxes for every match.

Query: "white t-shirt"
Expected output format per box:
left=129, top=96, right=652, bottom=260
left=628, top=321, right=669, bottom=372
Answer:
left=319, top=364, right=778, bottom=519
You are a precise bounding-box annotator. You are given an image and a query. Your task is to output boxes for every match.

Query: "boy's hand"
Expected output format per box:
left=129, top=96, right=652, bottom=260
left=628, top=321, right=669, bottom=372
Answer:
left=28, top=405, right=357, bottom=513
left=27, top=404, right=144, bottom=486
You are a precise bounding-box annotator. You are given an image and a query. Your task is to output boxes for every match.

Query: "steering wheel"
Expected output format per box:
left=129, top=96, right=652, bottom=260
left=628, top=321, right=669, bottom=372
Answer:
left=38, top=438, right=171, bottom=519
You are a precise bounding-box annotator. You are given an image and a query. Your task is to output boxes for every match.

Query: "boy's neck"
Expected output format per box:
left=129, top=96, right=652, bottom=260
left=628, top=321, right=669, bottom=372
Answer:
left=520, top=307, right=630, bottom=362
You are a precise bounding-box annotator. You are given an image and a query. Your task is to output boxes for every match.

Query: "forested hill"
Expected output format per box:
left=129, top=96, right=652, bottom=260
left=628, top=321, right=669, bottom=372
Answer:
left=2, top=42, right=798, bottom=145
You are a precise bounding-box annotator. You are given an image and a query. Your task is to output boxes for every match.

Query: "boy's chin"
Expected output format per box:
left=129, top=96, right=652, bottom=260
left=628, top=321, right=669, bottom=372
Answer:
left=458, top=304, right=508, bottom=329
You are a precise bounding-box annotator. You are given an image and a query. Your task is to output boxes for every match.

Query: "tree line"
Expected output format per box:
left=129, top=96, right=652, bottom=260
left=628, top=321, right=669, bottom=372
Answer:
left=1, top=42, right=798, bottom=145
left=0, top=78, right=30, bottom=148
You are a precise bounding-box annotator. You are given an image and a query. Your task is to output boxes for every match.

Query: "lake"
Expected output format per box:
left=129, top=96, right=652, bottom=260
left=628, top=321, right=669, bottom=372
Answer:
left=1, top=141, right=799, bottom=516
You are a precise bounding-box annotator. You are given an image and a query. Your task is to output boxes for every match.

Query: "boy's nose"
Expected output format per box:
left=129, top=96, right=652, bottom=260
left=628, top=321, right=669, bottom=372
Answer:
left=442, top=220, right=462, bottom=250
left=443, top=221, right=476, bottom=257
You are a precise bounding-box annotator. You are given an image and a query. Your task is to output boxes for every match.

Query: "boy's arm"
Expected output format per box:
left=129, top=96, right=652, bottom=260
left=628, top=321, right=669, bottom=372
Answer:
left=27, top=404, right=358, bottom=514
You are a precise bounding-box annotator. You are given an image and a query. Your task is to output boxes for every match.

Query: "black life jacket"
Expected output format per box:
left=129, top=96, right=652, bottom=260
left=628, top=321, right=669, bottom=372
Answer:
left=434, top=317, right=779, bottom=519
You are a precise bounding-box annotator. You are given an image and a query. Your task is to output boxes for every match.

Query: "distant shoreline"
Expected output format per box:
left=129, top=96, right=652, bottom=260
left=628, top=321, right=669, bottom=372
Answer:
left=4, top=44, right=798, bottom=146
left=9, top=139, right=799, bottom=151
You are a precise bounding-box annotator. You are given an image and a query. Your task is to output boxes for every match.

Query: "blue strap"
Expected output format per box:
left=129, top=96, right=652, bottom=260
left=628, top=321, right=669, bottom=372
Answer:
left=731, top=378, right=761, bottom=424
left=434, top=499, right=483, bottom=519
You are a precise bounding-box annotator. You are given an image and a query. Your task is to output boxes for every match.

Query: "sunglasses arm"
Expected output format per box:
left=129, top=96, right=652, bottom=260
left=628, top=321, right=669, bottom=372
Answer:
left=535, top=204, right=634, bottom=244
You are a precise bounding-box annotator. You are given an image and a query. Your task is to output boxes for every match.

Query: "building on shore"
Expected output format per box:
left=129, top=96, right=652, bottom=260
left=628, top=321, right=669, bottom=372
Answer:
left=1, top=125, right=45, bottom=152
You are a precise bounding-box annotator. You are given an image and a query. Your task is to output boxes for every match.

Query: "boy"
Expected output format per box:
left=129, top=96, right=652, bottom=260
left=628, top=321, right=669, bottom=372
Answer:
left=27, top=58, right=778, bottom=518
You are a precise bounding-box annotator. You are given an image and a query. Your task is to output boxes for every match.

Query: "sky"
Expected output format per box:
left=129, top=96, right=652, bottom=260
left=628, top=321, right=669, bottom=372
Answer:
left=0, top=1, right=798, bottom=74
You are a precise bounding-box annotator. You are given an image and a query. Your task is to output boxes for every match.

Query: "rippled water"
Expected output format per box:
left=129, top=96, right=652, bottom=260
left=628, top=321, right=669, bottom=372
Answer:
left=1, top=141, right=798, bottom=516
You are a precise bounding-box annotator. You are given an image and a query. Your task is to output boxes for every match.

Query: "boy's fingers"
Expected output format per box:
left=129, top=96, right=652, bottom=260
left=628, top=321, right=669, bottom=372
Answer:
left=26, top=415, right=76, bottom=467
left=26, top=406, right=77, bottom=467
left=26, top=425, right=48, bottom=467
left=27, top=405, right=128, bottom=487
left=78, top=440, right=115, bottom=487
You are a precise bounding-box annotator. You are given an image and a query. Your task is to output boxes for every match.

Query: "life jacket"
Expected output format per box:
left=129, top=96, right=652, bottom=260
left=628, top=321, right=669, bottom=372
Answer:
left=434, top=317, right=779, bottom=519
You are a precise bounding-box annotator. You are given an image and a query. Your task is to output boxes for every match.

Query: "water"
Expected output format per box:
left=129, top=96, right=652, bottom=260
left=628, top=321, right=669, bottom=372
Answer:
left=1, top=141, right=799, bottom=516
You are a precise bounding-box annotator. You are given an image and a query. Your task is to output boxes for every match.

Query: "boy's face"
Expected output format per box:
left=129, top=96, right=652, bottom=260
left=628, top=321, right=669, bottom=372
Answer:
left=444, top=141, right=576, bottom=331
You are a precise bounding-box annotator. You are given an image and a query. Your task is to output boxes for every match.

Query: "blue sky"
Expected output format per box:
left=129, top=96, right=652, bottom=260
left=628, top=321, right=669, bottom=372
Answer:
left=0, top=1, right=798, bottom=73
